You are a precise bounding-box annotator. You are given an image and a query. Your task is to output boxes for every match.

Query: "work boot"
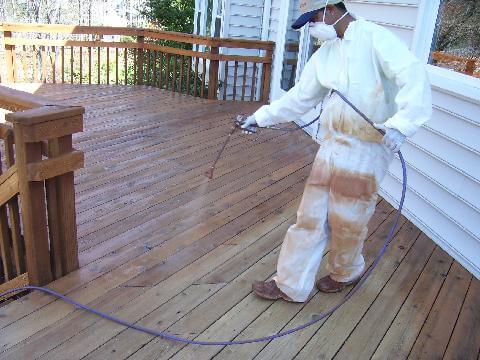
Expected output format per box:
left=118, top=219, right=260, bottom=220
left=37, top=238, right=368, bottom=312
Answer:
left=252, top=280, right=293, bottom=301
left=315, top=275, right=360, bottom=293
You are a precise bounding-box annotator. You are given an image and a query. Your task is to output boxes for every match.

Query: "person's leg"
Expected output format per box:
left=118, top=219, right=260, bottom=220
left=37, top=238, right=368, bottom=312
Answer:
left=253, top=142, right=334, bottom=302
left=321, top=136, right=393, bottom=288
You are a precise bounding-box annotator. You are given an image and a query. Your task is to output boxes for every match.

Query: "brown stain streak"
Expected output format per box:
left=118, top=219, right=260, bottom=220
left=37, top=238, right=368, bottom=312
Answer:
left=330, top=170, right=377, bottom=200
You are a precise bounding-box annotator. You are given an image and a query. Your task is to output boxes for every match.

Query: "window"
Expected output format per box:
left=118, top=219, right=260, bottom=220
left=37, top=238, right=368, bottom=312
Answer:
left=429, top=0, right=479, bottom=78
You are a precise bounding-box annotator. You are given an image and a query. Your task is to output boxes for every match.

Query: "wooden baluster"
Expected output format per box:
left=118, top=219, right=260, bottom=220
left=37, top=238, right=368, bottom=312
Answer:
left=133, top=48, right=137, bottom=84
left=241, top=61, right=248, bottom=101
left=153, top=50, right=157, bottom=87
left=250, top=62, right=257, bottom=101
left=106, top=47, right=110, bottom=84
left=0, top=149, right=14, bottom=281
left=115, top=48, right=119, bottom=85
left=33, top=46, right=38, bottom=82
left=70, top=46, right=74, bottom=84
left=124, top=48, right=128, bottom=85
left=22, top=45, right=28, bottom=82
left=172, top=55, right=177, bottom=92
left=166, top=54, right=171, bottom=90
left=88, top=47, right=92, bottom=84
left=79, top=46, right=83, bottom=84
left=179, top=56, right=184, bottom=93
left=4, top=131, right=24, bottom=275
left=41, top=46, right=47, bottom=83
left=158, top=52, right=164, bottom=88
left=51, top=46, right=56, bottom=83
left=208, top=44, right=220, bottom=99
left=223, top=60, right=228, bottom=100
left=193, top=56, right=199, bottom=97
left=97, top=47, right=101, bottom=84
left=201, top=57, right=206, bottom=98
left=146, top=50, right=151, bottom=85
left=137, top=36, right=144, bottom=85
left=186, top=56, right=192, bottom=96
left=12, top=47, right=18, bottom=82
left=4, top=31, right=14, bottom=82
left=232, top=61, right=238, bottom=101
left=61, top=46, right=65, bottom=83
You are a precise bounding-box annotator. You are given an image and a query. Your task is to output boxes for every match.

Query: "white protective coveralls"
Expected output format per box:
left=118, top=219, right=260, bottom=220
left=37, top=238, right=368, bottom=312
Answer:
left=254, top=18, right=432, bottom=302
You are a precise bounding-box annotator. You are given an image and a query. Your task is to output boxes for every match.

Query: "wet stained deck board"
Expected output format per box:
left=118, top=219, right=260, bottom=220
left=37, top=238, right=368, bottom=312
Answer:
left=0, top=84, right=478, bottom=360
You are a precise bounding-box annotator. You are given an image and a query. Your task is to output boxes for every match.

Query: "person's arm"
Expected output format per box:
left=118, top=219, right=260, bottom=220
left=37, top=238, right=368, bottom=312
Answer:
left=372, top=27, right=432, bottom=137
left=253, top=51, right=329, bottom=127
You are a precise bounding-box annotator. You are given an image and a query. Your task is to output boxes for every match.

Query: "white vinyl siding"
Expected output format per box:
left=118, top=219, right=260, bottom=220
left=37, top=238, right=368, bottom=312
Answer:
left=344, top=0, right=480, bottom=278
left=346, top=0, right=418, bottom=47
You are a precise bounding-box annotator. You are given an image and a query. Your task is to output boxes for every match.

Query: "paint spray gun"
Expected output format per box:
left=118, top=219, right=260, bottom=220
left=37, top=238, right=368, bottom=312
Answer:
left=205, top=116, right=257, bottom=180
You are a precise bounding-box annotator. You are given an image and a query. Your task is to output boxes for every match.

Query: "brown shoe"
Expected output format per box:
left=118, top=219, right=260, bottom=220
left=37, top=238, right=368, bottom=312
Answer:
left=252, top=280, right=293, bottom=301
left=315, top=275, right=360, bottom=293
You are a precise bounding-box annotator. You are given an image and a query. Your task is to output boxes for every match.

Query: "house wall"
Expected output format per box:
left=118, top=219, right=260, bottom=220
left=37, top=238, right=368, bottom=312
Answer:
left=344, top=0, right=480, bottom=278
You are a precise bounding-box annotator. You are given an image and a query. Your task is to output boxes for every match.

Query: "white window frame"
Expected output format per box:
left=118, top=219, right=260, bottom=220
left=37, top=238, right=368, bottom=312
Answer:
left=270, top=0, right=293, bottom=101
left=412, top=0, right=480, bottom=102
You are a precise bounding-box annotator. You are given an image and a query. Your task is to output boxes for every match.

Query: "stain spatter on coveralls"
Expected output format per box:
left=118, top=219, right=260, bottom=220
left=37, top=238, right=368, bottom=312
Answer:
left=330, top=170, right=378, bottom=200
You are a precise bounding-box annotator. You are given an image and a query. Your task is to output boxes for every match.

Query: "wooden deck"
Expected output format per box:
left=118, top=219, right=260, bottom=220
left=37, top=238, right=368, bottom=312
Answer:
left=0, top=84, right=479, bottom=360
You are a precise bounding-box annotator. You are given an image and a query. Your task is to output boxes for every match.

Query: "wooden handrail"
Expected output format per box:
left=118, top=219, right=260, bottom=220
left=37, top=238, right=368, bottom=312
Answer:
left=432, top=51, right=478, bottom=76
left=432, top=51, right=477, bottom=64
left=0, top=22, right=275, bottom=50
left=0, top=85, right=53, bottom=110
left=1, top=22, right=276, bottom=102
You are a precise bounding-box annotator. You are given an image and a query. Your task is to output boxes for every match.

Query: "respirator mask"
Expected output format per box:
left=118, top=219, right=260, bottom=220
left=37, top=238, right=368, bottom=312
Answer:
left=309, top=0, right=349, bottom=42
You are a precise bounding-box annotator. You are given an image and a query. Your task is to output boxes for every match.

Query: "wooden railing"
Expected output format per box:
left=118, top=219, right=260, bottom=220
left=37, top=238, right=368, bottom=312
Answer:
left=0, top=86, right=84, bottom=298
left=432, top=51, right=479, bottom=78
left=0, top=23, right=275, bottom=102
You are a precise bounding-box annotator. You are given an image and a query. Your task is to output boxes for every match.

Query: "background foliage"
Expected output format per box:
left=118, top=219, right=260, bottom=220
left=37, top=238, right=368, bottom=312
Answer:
left=434, top=0, right=480, bottom=57
left=141, top=0, right=195, bottom=34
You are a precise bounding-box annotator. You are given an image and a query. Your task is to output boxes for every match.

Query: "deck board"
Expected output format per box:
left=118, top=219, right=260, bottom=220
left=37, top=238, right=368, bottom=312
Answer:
left=0, top=84, right=478, bottom=360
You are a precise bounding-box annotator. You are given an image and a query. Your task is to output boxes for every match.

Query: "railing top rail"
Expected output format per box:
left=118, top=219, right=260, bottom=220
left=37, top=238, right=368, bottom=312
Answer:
left=0, top=85, right=51, bottom=109
left=0, top=85, right=84, bottom=125
left=0, top=22, right=275, bottom=51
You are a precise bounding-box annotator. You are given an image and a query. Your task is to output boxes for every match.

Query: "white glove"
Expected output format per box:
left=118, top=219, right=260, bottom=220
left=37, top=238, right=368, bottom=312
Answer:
left=374, top=124, right=406, bottom=153
left=239, top=115, right=258, bottom=134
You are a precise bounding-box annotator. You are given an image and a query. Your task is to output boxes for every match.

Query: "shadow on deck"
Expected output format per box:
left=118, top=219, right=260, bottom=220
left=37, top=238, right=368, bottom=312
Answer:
left=0, top=84, right=478, bottom=360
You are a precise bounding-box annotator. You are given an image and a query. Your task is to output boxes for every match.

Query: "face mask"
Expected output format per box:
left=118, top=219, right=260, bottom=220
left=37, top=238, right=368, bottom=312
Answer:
left=309, top=0, right=350, bottom=42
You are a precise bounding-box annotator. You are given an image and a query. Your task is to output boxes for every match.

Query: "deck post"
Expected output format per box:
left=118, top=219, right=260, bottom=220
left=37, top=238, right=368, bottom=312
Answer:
left=46, top=134, right=81, bottom=276
left=10, top=121, right=52, bottom=285
left=6, top=105, right=85, bottom=285
left=465, top=59, right=476, bottom=75
left=260, top=48, right=273, bottom=103
left=137, top=35, right=145, bottom=85
left=208, top=43, right=220, bottom=99
left=3, top=31, right=14, bottom=83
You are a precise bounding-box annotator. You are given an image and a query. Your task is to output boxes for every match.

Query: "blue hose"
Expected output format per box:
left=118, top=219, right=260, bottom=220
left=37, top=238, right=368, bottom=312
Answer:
left=0, top=91, right=408, bottom=346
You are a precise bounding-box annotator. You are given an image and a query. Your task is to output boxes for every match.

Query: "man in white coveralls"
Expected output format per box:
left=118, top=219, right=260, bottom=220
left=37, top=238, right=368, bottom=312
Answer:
left=241, top=0, right=432, bottom=302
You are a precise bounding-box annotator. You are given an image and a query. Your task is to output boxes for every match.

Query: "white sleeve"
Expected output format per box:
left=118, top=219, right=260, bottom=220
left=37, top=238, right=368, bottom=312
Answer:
left=372, top=28, right=432, bottom=137
left=254, top=51, right=329, bottom=127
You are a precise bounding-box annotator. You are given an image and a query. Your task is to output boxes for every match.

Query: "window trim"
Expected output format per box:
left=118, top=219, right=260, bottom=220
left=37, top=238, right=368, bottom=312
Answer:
left=412, top=0, right=480, bottom=102
left=270, top=0, right=293, bottom=101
